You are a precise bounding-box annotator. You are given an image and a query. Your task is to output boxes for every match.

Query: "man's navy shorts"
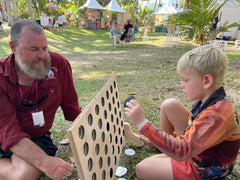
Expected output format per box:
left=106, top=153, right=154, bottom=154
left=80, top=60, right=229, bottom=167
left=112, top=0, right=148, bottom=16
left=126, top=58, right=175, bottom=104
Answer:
left=0, top=132, right=58, bottom=158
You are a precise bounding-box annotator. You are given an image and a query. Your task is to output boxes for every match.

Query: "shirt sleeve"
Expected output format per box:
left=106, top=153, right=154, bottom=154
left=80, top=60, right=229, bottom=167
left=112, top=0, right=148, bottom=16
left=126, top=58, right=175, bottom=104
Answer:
left=0, top=90, right=30, bottom=151
left=140, top=107, right=237, bottom=161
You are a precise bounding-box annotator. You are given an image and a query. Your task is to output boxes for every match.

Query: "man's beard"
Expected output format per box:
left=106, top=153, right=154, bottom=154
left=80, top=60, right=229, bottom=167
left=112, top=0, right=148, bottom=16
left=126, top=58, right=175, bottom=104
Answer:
left=17, top=54, right=51, bottom=80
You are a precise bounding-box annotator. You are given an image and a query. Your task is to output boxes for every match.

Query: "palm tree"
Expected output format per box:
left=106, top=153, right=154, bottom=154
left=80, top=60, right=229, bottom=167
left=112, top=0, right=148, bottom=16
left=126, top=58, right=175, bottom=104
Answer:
left=168, top=0, right=237, bottom=45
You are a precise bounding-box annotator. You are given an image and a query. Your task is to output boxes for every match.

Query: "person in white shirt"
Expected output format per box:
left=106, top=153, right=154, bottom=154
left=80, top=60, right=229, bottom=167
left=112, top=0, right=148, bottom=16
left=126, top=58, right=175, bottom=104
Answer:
left=58, top=14, right=64, bottom=32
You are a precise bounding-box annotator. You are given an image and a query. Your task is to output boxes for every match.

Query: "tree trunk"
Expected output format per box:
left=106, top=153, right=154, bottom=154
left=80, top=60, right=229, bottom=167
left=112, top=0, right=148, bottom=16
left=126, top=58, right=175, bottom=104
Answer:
left=5, top=0, right=13, bottom=26
left=1, top=0, right=7, bottom=21
left=11, top=0, right=18, bottom=22
left=27, top=0, right=33, bottom=19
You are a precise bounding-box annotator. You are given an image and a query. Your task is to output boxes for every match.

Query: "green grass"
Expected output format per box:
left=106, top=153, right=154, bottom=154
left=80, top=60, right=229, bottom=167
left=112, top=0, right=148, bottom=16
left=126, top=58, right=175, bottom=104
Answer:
left=0, top=27, right=240, bottom=180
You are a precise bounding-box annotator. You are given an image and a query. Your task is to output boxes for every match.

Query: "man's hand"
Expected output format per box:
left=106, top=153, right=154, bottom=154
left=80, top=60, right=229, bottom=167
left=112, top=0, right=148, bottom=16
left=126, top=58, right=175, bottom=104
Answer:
left=124, top=99, right=145, bottom=129
left=41, top=156, right=73, bottom=180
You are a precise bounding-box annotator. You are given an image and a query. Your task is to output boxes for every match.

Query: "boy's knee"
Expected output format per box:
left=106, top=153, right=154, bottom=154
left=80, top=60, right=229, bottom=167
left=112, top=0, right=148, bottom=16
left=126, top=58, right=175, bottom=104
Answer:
left=161, top=98, right=180, bottom=110
left=136, top=161, right=149, bottom=179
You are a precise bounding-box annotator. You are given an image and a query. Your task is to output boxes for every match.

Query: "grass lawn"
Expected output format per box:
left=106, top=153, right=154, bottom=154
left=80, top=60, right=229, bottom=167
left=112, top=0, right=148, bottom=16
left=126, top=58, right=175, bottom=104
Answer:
left=0, top=27, right=239, bottom=180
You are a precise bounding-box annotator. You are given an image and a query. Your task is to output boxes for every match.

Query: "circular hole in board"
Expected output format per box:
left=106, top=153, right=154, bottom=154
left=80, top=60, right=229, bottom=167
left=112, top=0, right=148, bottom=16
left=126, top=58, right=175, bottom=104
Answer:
left=120, top=137, right=123, bottom=145
left=95, top=104, right=99, bottom=115
left=106, top=90, right=109, bottom=99
left=110, top=168, right=114, bottom=178
left=116, top=118, right=119, bottom=125
left=83, top=142, right=89, bottom=156
left=112, top=96, right=115, bottom=104
left=106, top=122, right=110, bottom=131
left=111, top=145, right=115, bottom=154
left=88, top=114, right=93, bottom=126
left=114, top=81, right=116, bottom=88
left=116, top=91, right=118, bottom=99
left=108, top=103, right=112, bottom=111
left=109, top=134, right=112, bottom=143
left=104, top=110, right=108, bottom=119
left=78, top=126, right=85, bottom=139
left=114, top=156, right=117, bottom=165
left=111, top=114, right=114, bottom=122
left=117, top=101, right=120, bottom=108
left=107, top=156, right=111, bottom=167
left=98, top=118, right=102, bottom=129
left=92, top=173, right=96, bottom=180
left=104, top=144, right=108, bottom=155
left=102, top=170, right=106, bottom=180
left=101, top=132, right=105, bottom=142
left=110, top=85, right=113, bottom=93
left=88, top=158, right=93, bottom=171
left=119, top=111, right=122, bottom=118
left=99, top=157, right=103, bottom=169
left=95, top=144, right=100, bottom=155
left=101, top=97, right=105, bottom=107
left=114, top=107, right=117, bottom=115
left=113, top=125, right=116, bottom=133
left=115, top=136, right=118, bottom=144
left=92, top=129, right=96, bottom=141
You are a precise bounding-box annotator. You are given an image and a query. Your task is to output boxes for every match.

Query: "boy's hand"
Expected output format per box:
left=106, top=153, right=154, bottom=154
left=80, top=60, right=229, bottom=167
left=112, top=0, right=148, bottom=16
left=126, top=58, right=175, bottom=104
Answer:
left=124, top=99, right=145, bottom=129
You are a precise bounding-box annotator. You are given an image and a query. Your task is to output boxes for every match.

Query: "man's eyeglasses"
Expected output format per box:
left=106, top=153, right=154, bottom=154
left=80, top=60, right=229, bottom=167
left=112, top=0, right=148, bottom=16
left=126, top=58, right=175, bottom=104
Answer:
left=15, top=81, right=47, bottom=108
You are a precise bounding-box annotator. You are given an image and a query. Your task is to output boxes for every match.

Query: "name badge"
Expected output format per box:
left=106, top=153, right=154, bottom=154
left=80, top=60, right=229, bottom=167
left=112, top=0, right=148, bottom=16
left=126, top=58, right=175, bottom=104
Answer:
left=32, top=111, right=45, bottom=127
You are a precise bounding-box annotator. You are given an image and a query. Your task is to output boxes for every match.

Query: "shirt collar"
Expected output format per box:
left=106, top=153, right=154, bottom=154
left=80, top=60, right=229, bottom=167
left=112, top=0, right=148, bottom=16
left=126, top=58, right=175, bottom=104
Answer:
left=2, top=53, right=18, bottom=84
left=191, top=86, right=226, bottom=121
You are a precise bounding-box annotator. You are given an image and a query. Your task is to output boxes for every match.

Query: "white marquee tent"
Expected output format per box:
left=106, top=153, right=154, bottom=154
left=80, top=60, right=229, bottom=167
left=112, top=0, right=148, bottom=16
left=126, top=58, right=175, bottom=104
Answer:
left=105, top=0, right=126, bottom=13
left=218, top=0, right=240, bottom=39
left=79, top=0, right=105, bottom=10
left=153, top=0, right=177, bottom=15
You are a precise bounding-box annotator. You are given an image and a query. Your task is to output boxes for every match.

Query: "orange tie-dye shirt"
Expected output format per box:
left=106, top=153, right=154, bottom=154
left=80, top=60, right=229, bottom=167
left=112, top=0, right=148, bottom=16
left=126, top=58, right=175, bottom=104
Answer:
left=140, top=93, right=240, bottom=179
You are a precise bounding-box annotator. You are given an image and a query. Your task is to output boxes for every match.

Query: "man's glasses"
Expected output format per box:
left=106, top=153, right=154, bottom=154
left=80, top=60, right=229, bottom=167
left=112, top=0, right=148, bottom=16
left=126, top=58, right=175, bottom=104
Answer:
left=15, top=81, right=47, bottom=108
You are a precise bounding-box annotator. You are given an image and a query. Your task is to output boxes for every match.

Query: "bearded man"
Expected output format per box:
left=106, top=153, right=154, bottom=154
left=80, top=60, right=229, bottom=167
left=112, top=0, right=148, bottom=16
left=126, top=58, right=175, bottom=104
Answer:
left=0, top=19, right=82, bottom=180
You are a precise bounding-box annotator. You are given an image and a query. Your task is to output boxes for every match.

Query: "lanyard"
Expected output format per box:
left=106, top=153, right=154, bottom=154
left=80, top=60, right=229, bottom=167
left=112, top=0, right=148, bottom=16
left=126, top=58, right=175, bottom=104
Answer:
left=18, top=81, right=39, bottom=107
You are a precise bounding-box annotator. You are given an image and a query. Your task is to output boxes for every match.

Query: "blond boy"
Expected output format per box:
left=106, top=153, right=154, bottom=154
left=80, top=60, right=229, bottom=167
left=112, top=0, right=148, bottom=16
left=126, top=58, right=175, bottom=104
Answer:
left=124, top=45, right=240, bottom=180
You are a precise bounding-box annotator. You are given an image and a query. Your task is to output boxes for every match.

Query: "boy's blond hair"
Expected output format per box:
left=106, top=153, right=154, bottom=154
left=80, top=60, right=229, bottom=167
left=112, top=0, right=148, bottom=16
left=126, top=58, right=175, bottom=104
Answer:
left=177, top=45, right=228, bottom=88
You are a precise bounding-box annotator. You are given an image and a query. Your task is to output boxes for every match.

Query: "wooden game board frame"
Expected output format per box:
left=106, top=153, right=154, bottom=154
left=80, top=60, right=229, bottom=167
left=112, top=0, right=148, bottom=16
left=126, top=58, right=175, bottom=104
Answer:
left=66, top=76, right=142, bottom=180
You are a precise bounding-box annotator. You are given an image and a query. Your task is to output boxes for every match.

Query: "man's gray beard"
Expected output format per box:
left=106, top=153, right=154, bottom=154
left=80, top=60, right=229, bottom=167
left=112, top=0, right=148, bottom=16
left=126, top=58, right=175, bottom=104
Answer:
left=17, top=54, right=51, bottom=80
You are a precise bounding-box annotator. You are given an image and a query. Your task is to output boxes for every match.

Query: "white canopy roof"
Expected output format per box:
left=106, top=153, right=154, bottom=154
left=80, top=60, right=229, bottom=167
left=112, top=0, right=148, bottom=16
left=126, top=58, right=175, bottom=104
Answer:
left=153, top=0, right=177, bottom=15
left=79, top=0, right=105, bottom=10
left=105, top=0, right=127, bottom=13
left=223, top=0, right=240, bottom=7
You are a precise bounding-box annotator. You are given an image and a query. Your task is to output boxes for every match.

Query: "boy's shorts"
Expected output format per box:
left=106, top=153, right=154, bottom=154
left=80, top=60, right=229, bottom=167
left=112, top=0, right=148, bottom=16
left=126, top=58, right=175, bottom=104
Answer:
left=171, top=158, right=202, bottom=180
left=0, top=132, right=58, bottom=158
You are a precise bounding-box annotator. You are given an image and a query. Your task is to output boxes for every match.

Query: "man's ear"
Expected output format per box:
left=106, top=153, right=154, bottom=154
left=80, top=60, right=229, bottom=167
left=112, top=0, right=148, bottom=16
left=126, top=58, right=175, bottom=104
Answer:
left=9, top=41, right=16, bottom=54
left=203, top=74, right=214, bottom=89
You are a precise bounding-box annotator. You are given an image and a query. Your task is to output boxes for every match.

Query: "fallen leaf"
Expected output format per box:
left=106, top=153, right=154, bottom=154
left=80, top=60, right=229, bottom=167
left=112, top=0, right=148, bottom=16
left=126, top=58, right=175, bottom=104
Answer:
left=84, top=96, right=89, bottom=99
left=69, top=156, right=75, bottom=163
left=129, top=92, right=136, bottom=95
left=78, top=78, right=83, bottom=80
left=100, top=60, right=103, bottom=63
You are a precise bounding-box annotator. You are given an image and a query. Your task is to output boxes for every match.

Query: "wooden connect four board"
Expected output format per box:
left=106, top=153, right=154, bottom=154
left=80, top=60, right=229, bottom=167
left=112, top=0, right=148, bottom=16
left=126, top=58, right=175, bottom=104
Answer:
left=67, top=76, right=125, bottom=180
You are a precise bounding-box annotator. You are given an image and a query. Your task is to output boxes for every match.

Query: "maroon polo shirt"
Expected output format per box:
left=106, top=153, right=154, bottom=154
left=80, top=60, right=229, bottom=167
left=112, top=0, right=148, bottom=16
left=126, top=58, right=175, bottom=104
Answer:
left=0, top=51, right=82, bottom=151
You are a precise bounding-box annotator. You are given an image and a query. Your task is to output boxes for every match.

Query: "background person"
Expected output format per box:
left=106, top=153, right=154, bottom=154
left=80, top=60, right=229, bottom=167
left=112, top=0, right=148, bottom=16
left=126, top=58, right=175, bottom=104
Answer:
left=0, top=19, right=82, bottom=180
left=0, top=9, right=3, bottom=31
left=124, top=45, right=240, bottom=180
